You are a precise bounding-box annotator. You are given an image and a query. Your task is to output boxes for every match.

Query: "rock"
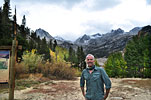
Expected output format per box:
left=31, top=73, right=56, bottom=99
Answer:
left=110, top=97, right=123, bottom=100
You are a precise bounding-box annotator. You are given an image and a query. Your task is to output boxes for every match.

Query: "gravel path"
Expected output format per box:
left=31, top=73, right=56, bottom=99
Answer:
left=0, top=78, right=151, bottom=100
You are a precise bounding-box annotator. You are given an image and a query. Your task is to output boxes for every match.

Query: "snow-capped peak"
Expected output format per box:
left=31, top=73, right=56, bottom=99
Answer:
left=35, top=28, right=54, bottom=41
left=54, top=36, right=65, bottom=41
left=91, top=33, right=102, bottom=38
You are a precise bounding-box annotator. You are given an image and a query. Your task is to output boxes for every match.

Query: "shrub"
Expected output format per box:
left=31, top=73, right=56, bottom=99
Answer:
left=16, top=50, right=76, bottom=80
left=15, top=63, right=28, bottom=78
left=41, top=63, right=52, bottom=77
left=42, top=62, right=76, bottom=80
left=74, top=68, right=82, bottom=77
left=36, top=63, right=45, bottom=73
left=22, top=50, right=43, bottom=73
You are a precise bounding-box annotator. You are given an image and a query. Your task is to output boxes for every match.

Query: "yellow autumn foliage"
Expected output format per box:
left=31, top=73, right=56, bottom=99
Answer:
left=50, top=46, right=69, bottom=63
left=50, top=49, right=56, bottom=63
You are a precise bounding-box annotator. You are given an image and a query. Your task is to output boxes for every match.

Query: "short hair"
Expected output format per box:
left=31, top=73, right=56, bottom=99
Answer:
left=85, top=54, right=95, bottom=62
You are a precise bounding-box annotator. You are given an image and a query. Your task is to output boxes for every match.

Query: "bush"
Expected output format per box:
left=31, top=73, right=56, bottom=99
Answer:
left=36, top=63, right=45, bottom=73
left=42, top=62, right=76, bottom=80
left=22, top=50, right=43, bottom=73
left=74, top=68, right=82, bottom=77
left=41, top=63, right=52, bottom=77
left=16, top=50, right=76, bottom=80
left=15, top=63, right=28, bottom=78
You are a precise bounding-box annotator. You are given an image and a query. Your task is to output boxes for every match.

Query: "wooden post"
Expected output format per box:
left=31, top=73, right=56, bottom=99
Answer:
left=9, top=6, right=17, bottom=100
left=9, top=40, right=18, bottom=100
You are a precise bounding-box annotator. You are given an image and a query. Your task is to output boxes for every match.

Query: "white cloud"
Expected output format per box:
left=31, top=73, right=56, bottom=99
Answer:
left=5, top=0, right=151, bottom=41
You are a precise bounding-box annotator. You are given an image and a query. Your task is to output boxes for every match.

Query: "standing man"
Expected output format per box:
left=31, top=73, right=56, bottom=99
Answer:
left=80, top=54, right=111, bottom=100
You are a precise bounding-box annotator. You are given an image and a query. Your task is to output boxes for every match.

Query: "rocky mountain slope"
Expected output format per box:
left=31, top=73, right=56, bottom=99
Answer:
left=35, top=28, right=54, bottom=41
left=35, top=28, right=78, bottom=49
left=35, top=27, right=142, bottom=58
left=75, top=27, right=141, bottom=58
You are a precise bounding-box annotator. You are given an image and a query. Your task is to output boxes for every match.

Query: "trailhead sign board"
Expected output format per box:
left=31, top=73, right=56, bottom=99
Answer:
left=0, top=51, right=10, bottom=83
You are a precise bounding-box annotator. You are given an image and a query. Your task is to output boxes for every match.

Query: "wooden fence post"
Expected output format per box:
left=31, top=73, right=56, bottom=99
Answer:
left=9, top=40, right=18, bottom=100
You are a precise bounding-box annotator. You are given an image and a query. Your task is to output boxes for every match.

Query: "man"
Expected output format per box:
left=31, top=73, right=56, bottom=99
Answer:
left=80, top=54, right=111, bottom=100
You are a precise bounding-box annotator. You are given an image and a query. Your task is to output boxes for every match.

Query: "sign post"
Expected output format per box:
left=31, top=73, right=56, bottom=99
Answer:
left=0, top=7, right=22, bottom=100
left=9, top=40, right=18, bottom=100
left=9, top=7, right=17, bottom=100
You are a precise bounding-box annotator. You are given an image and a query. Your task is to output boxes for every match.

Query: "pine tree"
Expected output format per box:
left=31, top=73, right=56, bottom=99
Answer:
left=68, top=46, right=77, bottom=65
left=80, top=46, right=86, bottom=69
left=30, top=31, right=37, bottom=40
left=53, top=40, right=57, bottom=52
left=36, top=35, right=41, bottom=50
left=124, top=36, right=140, bottom=77
left=105, top=52, right=127, bottom=77
left=19, top=15, right=27, bottom=37
left=125, top=26, right=151, bottom=78
left=0, top=7, right=3, bottom=39
left=76, top=46, right=85, bottom=70
left=38, top=37, right=51, bottom=62
left=1, top=0, right=12, bottom=42
left=38, top=37, right=46, bottom=54
left=49, top=39, right=53, bottom=50
left=76, top=46, right=81, bottom=65
left=2, top=0, right=11, bottom=23
left=68, top=46, right=73, bottom=62
left=28, top=39, right=35, bottom=51
left=22, top=15, right=26, bottom=26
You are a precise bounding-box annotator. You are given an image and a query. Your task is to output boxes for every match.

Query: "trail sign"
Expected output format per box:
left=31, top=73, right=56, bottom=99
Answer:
left=0, top=51, right=10, bottom=83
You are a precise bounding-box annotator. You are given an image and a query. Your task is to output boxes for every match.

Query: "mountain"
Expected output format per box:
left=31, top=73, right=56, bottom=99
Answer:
left=35, top=29, right=78, bottom=50
left=74, top=34, right=90, bottom=45
left=54, top=36, right=73, bottom=44
left=74, top=33, right=102, bottom=45
left=138, top=25, right=151, bottom=36
left=35, top=28, right=54, bottom=41
left=54, top=36, right=65, bottom=41
left=75, top=27, right=142, bottom=58
left=128, top=27, right=142, bottom=35
left=54, top=36, right=78, bottom=50
left=110, top=28, right=124, bottom=34
left=75, top=28, right=124, bottom=45
left=35, top=26, right=142, bottom=58
left=91, top=33, right=102, bottom=37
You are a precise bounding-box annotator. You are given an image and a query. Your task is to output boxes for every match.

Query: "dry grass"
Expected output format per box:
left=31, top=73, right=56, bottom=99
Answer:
left=48, top=62, right=76, bottom=80
left=15, top=63, right=28, bottom=78
left=15, top=62, right=77, bottom=80
left=121, top=79, right=151, bottom=91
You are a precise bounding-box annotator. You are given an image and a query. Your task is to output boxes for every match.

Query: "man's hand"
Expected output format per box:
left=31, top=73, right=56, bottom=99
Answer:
left=103, top=94, right=108, bottom=100
left=103, top=88, right=110, bottom=100
left=82, top=92, right=85, bottom=97
left=81, top=87, right=87, bottom=100
left=81, top=87, right=85, bottom=97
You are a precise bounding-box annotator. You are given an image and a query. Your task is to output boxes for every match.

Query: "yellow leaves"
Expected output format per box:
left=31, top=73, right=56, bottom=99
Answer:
left=50, top=49, right=56, bottom=63
left=55, top=46, right=69, bottom=60
left=25, top=50, right=29, bottom=53
left=49, top=46, right=69, bottom=63
left=31, top=49, right=37, bottom=54
left=50, top=49, right=55, bottom=58
left=25, top=49, right=36, bottom=54
left=22, top=49, right=43, bottom=73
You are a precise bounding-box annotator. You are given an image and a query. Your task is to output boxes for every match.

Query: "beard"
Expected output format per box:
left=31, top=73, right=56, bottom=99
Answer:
left=86, top=62, right=94, bottom=67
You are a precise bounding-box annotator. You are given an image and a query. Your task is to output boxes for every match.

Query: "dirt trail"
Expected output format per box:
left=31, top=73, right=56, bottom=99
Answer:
left=0, top=78, right=151, bottom=100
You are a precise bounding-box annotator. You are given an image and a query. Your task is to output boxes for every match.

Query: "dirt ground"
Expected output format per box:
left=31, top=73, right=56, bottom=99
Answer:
left=0, top=78, right=151, bottom=100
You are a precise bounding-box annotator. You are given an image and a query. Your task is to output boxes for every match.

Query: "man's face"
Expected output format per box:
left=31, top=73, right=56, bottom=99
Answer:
left=86, top=56, right=95, bottom=67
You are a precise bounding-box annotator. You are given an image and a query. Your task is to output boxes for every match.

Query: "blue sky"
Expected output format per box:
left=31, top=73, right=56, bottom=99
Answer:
left=0, top=0, right=151, bottom=41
